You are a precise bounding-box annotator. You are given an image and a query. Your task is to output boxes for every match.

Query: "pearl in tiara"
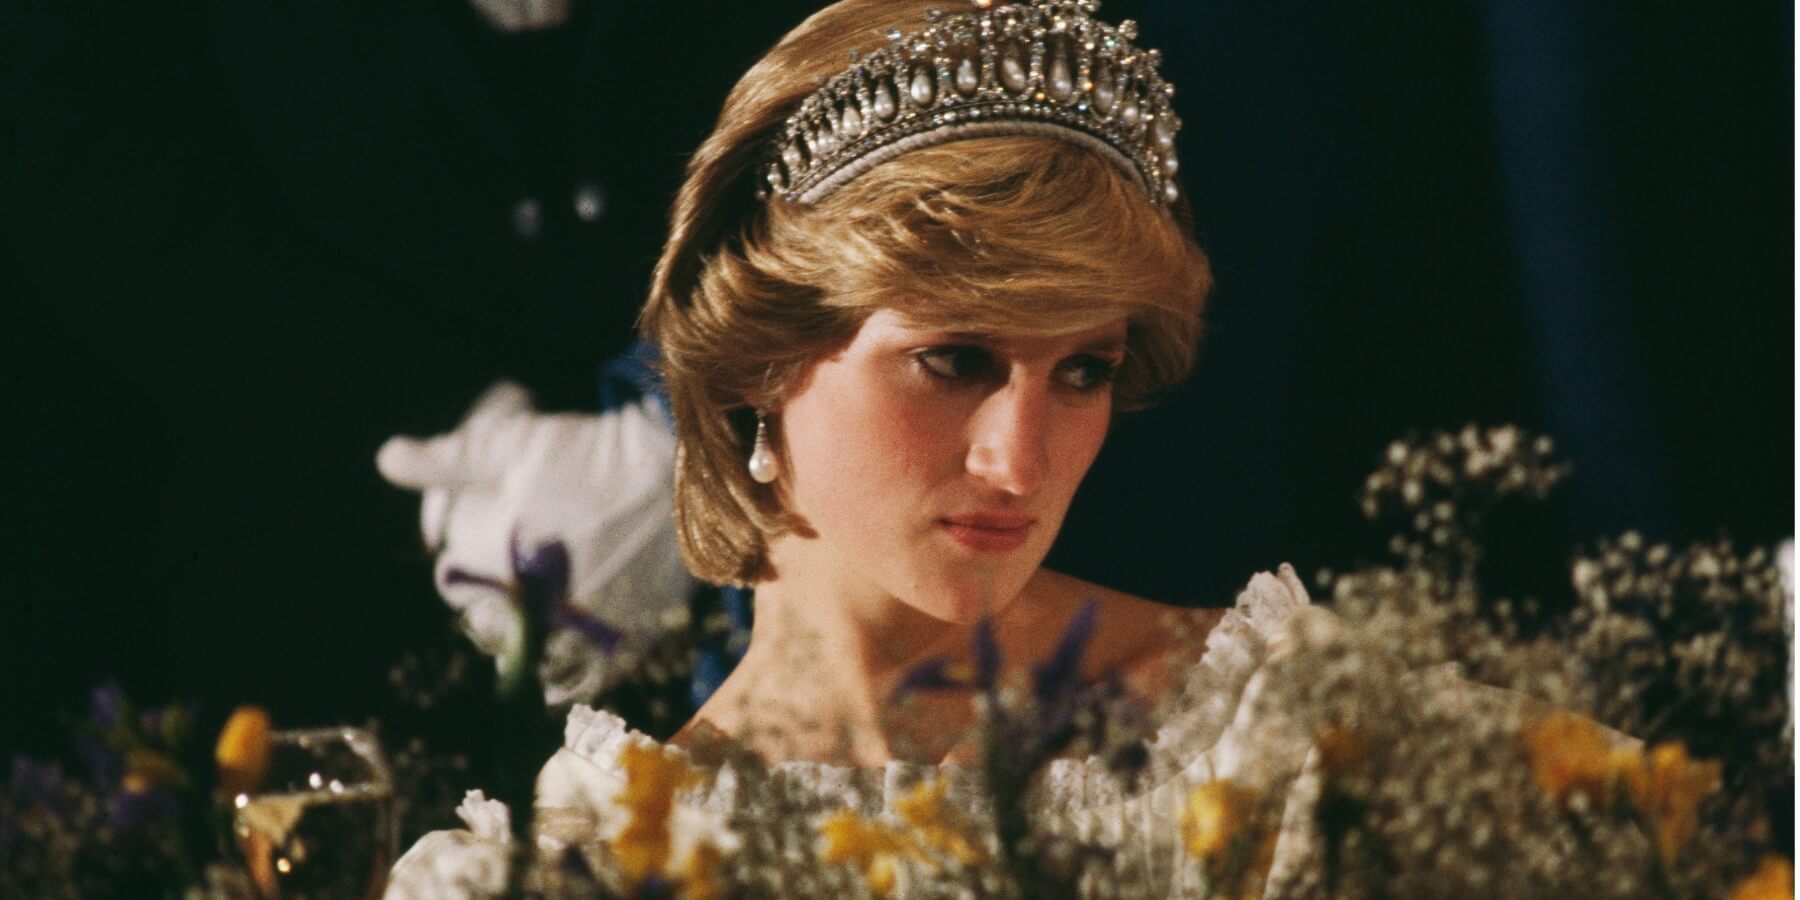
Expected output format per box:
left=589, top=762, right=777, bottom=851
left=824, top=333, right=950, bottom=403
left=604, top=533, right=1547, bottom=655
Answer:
left=761, top=0, right=1183, bottom=207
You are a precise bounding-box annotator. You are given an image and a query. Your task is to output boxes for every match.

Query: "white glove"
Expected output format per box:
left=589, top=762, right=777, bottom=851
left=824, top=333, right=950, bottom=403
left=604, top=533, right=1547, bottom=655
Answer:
left=377, top=381, right=697, bottom=706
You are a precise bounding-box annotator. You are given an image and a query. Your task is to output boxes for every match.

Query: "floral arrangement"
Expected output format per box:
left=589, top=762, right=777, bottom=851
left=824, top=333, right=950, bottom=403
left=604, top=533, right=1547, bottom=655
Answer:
left=5, top=426, right=1791, bottom=900
left=1205, top=427, right=1793, bottom=900
left=434, top=426, right=1790, bottom=899
left=0, top=685, right=274, bottom=899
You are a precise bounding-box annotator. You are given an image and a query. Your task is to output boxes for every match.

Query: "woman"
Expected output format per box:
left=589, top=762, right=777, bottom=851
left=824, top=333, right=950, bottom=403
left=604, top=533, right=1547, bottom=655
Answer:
left=640, top=0, right=1225, bottom=766
left=388, top=0, right=1322, bottom=894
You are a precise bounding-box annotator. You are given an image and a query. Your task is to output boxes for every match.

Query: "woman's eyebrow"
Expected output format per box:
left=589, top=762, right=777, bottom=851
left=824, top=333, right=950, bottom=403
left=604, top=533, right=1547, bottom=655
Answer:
left=900, top=328, right=1126, bottom=355
left=883, top=320, right=981, bottom=342
left=1077, top=333, right=1129, bottom=355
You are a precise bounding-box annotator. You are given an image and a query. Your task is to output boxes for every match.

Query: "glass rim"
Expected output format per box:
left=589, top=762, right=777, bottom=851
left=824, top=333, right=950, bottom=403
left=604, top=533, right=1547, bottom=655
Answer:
left=231, top=726, right=395, bottom=807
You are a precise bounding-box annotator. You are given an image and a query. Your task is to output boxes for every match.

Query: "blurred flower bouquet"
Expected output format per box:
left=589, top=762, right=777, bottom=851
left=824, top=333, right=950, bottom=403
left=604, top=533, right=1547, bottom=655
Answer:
left=1198, top=427, right=1794, bottom=899
left=445, top=427, right=1790, bottom=899
left=5, top=678, right=425, bottom=898
left=0, top=685, right=278, bottom=899
left=7, top=426, right=1791, bottom=899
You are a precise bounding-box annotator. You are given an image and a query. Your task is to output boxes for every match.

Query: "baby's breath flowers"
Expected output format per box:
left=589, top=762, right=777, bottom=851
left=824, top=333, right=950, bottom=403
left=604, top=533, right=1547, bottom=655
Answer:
left=1358, top=425, right=1566, bottom=577
left=1274, top=427, right=1792, bottom=899
left=1568, top=533, right=1791, bottom=783
left=1564, top=530, right=1792, bottom=886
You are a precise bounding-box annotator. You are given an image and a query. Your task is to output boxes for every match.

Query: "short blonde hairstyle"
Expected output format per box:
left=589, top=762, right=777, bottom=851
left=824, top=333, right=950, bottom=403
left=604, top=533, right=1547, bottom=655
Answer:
left=641, top=0, right=1213, bottom=586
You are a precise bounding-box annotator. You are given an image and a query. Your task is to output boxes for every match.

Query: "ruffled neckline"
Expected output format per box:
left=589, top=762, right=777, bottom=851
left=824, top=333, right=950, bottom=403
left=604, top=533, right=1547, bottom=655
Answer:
left=556, top=565, right=1310, bottom=815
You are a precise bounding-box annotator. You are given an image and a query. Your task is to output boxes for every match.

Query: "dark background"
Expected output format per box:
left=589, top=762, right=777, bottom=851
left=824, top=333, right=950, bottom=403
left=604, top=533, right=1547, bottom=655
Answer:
left=4, top=0, right=1791, bottom=757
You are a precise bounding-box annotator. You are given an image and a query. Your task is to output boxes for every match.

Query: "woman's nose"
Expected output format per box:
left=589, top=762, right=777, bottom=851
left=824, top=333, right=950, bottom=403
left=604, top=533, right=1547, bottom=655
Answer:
left=964, top=381, right=1049, bottom=497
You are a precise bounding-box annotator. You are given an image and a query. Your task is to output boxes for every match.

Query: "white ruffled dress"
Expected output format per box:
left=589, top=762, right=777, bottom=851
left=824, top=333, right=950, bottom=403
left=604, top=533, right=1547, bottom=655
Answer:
left=385, top=565, right=1325, bottom=898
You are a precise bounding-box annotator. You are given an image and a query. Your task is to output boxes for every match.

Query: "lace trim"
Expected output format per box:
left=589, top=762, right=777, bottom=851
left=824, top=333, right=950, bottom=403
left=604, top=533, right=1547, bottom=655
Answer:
left=1039, top=563, right=1311, bottom=810
left=563, top=705, right=954, bottom=815
left=556, top=565, right=1311, bottom=816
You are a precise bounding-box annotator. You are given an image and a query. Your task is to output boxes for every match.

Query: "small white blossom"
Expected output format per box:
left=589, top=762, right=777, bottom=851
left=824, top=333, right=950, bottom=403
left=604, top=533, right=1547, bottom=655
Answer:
left=457, top=790, right=513, bottom=844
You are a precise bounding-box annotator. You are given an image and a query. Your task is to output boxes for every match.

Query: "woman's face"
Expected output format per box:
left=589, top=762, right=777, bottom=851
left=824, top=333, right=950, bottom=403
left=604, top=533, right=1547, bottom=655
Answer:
left=773, top=308, right=1126, bottom=623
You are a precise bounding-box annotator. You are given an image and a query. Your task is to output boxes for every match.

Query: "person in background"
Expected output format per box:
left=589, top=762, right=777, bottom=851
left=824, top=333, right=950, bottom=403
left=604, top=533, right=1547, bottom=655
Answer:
left=377, top=341, right=750, bottom=717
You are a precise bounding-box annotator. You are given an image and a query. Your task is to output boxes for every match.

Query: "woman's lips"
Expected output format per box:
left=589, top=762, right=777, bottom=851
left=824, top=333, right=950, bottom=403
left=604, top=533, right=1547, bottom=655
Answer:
left=938, top=515, right=1036, bottom=554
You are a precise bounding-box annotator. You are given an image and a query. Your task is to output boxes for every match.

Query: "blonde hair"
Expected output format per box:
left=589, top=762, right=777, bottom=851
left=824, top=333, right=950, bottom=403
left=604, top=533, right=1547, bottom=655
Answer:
left=641, top=0, right=1213, bottom=586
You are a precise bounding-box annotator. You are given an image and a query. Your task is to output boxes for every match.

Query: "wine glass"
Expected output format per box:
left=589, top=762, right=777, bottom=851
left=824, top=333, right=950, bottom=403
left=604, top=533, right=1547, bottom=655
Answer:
left=227, top=727, right=397, bottom=899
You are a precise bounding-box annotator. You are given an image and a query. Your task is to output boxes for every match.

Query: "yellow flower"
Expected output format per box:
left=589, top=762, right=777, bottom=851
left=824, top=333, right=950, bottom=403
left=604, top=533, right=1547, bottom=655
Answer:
left=1181, top=780, right=1254, bottom=861
left=867, top=855, right=900, bottom=896
left=1181, top=780, right=1275, bottom=898
left=214, top=706, right=272, bottom=796
left=680, top=840, right=729, bottom=900
left=1517, top=711, right=1636, bottom=808
left=819, top=810, right=914, bottom=863
left=816, top=780, right=986, bottom=895
left=611, top=742, right=712, bottom=889
left=1621, top=742, right=1721, bottom=866
left=819, top=811, right=919, bottom=897
left=1729, top=856, right=1794, bottom=900
left=894, top=779, right=988, bottom=866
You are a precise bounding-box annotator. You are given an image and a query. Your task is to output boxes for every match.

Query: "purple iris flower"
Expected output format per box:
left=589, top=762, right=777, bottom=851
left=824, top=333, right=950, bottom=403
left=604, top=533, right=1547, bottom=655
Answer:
left=512, top=535, right=622, bottom=652
left=893, top=600, right=1143, bottom=777
left=892, top=618, right=1004, bottom=696
left=1024, top=605, right=1097, bottom=755
left=1032, top=600, right=1097, bottom=708
left=893, top=600, right=1099, bottom=710
left=444, top=532, right=623, bottom=652
left=510, top=537, right=571, bottom=621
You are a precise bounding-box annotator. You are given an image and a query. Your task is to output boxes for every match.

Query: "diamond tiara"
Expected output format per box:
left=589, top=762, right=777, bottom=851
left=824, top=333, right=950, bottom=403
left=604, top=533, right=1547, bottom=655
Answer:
left=760, top=0, right=1182, bottom=207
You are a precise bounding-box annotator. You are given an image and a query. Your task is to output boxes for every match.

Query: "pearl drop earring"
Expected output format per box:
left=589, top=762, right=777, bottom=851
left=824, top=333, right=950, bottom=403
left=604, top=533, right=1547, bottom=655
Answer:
left=748, top=411, right=780, bottom=484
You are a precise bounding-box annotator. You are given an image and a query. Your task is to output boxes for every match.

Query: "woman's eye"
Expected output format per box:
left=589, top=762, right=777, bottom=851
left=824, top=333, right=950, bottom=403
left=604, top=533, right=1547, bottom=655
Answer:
left=914, top=346, right=992, bottom=381
left=1057, top=356, right=1121, bottom=392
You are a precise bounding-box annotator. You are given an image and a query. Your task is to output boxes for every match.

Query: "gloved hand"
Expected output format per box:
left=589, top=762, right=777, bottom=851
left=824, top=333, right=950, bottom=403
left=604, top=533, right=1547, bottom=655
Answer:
left=377, top=381, right=697, bottom=706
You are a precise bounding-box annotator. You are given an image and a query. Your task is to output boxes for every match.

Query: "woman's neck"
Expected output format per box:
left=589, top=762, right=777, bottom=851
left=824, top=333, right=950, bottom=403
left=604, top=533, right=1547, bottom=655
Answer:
left=758, top=530, right=1021, bottom=676
left=688, top=538, right=1034, bottom=765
